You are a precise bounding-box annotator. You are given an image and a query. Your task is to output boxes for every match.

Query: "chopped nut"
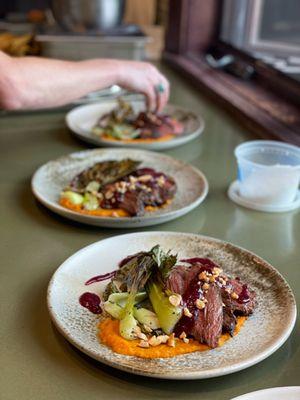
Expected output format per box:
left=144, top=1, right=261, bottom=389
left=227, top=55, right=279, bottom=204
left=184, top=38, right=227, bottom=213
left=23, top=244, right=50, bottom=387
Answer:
left=202, top=283, right=210, bottom=290
left=133, top=326, right=141, bottom=335
left=183, top=307, right=192, bottom=318
left=219, top=278, right=226, bottom=286
left=138, top=174, right=152, bottom=182
left=143, top=324, right=152, bottom=333
left=129, top=176, right=138, bottom=184
left=198, top=271, right=207, bottom=281
left=183, top=337, right=189, bottom=344
left=195, top=299, right=206, bottom=310
left=157, top=176, right=166, bottom=187
left=179, top=331, right=186, bottom=339
left=231, top=292, right=239, bottom=300
left=157, top=335, right=169, bottom=344
left=148, top=336, right=162, bottom=347
left=212, top=267, right=222, bottom=276
left=105, top=190, right=114, bottom=200
left=167, top=333, right=176, bottom=347
left=137, top=332, right=148, bottom=340
left=169, top=294, right=182, bottom=307
left=209, top=275, right=216, bottom=283
left=138, top=340, right=150, bottom=348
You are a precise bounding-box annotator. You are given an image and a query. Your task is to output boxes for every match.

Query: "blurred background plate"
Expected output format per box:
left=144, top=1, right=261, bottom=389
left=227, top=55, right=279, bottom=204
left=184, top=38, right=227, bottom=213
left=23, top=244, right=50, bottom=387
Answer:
left=31, top=148, right=208, bottom=228
left=65, top=100, right=205, bottom=150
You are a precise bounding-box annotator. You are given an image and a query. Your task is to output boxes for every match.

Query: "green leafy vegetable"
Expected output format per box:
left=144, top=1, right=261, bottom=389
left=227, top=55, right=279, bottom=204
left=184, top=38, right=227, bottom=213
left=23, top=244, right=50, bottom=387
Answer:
left=103, top=292, right=147, bottom=320
left=82, top=193, right=99, bottom=211
left=68, top=159, right=141, bottom=193
left=147, top=280, right=182, bottom=334
left=133, top=307, right=160, bottom=330
left=61, top=191, right=84, bottom=205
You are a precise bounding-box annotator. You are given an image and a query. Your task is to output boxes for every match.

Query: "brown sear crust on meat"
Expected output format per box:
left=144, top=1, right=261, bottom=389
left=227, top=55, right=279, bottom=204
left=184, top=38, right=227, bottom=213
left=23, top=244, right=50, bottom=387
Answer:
left=222, top=309, right=237, bottom=337
left=222, top=278, right=256, bottom=316
left=191, top=283, right=223, bottom=348
left=166, top=264, right=201, bottom=295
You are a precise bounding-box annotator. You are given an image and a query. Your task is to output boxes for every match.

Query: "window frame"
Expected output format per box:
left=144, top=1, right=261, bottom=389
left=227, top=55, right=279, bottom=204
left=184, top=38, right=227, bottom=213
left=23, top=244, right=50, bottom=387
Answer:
left=164, top=0, right=300, bottom=145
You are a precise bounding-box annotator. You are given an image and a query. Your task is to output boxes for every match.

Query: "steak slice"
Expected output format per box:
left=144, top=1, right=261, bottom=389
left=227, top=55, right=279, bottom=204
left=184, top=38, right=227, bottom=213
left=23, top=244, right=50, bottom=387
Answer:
left=191, top=284, right=223, bottom=348
left=222, top=278, right=256, bottom=316
left=166, top=264, right=202, bottom=295
left=222, top=309, right=237, bottom=336
left=117, top=190, right=145, bottom=216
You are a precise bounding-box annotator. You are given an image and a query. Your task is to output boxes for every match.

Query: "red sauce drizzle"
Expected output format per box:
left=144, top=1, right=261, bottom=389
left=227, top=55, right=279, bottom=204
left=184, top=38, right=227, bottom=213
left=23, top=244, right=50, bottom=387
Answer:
left=238, top=284, right=250, bottom=304
left=174, top=275, right=202, bottom=336
left=79, top=292, right=102, bottom=314
left=85, top=271, right=116, bottom=285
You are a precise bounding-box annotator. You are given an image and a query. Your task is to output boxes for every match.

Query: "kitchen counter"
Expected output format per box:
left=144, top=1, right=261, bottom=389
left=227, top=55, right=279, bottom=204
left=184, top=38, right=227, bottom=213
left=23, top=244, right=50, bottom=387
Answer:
left=0, top=63, right=299, bottom=400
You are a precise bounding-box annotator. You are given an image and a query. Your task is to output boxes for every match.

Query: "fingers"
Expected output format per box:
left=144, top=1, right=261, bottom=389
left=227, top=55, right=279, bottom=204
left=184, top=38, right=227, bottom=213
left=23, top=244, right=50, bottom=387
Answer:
left=155, top=76, right=170, bottom=113
left=118, top=61, right=170, bottom=113
left=142, top=83, right=156, bottom=112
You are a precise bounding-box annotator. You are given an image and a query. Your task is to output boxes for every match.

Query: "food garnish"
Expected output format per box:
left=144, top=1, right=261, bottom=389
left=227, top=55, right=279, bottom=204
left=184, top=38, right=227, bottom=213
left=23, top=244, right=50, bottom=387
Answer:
left=92, top=98, right=184, bottom=142
left=79, top=246, right=256, bottom=358
left=59, top=159, right=177, bottom=217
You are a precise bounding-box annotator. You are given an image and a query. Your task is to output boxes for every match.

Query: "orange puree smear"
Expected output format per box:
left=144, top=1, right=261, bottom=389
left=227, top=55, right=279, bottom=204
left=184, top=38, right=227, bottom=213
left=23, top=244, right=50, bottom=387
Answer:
left=98, top=317, right=246, bottom=359
left=59, top=198, right=129, bottom=217
left=59, top=198, right=171, bottom=217
left=101, top=133, right=175, bottom=143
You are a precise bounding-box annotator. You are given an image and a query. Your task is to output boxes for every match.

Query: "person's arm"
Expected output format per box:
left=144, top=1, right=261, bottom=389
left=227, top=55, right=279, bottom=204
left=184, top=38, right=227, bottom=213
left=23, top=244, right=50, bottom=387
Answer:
left=0, top=51, right=169, bottom=111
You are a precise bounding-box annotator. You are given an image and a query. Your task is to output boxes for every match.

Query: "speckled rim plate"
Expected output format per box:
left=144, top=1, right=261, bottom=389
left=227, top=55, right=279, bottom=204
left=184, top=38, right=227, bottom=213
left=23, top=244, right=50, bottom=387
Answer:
left=31, top=149, right=208, bottom=228
left=65, top=100, right=205, bottom=150
left=47, top=232, right=296, bottom=380
left=230, top=386, right=300, bottom=400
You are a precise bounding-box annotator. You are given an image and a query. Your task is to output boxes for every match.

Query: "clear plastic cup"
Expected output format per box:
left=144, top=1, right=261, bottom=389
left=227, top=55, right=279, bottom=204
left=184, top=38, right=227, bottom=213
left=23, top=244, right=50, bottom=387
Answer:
left=234, top=140, right=300, bottom=206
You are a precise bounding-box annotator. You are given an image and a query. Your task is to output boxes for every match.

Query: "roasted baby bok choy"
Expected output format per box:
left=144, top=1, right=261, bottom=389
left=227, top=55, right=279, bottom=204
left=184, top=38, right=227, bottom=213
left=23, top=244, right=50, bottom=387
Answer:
left=102, top=245, right=183, bottom=340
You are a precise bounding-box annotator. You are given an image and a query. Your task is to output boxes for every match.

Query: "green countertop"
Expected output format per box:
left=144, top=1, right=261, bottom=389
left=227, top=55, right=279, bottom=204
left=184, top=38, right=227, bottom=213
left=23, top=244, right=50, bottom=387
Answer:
left=0, top=64, right=299, bottom=400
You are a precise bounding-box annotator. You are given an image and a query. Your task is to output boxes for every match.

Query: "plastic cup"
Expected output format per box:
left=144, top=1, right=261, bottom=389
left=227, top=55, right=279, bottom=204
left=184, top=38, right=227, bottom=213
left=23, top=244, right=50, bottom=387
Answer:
left=234, top=140, right=300, bottom=206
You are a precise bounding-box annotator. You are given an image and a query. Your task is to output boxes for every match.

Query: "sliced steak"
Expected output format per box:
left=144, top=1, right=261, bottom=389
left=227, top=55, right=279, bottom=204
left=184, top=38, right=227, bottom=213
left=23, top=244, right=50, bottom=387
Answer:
left=117, top=190, right=145, bottom=216
left=174, top=273, right=223, bottom=348
left=222, top=278, right=256, bottom=316
left=222, top=309, right=237, bottom=336
left=166, top=265, right=189, bottom=295
left=191, top=284, right=223, bottom=348
left=166, top=264, right=202, bottom=295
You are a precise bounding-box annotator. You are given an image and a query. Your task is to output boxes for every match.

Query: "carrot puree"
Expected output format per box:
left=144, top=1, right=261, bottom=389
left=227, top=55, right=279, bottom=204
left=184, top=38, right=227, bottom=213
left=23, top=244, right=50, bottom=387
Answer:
left=101, top=133, right=175, bottom=143
left=59, top=198, right=171, bottom=217
left=59, top=198, right=129, bottom=217
left=98, top=317, right=246, bottom=359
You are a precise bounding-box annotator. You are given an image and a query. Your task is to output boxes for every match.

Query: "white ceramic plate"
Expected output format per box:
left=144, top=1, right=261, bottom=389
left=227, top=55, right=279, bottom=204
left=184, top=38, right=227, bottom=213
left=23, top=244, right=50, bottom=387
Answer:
left=31, top=149, right=208, bottom=228
left=231, top=386, right=300, bottom=400
left=47, top=232, right=296, bottom=380
left=66, top=100, right=205, bottom=150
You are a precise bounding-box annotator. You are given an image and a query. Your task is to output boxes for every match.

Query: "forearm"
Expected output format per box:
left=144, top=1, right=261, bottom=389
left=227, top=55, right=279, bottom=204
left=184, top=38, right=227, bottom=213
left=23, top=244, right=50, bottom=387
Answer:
left=0, top=53, right=123, bottom=110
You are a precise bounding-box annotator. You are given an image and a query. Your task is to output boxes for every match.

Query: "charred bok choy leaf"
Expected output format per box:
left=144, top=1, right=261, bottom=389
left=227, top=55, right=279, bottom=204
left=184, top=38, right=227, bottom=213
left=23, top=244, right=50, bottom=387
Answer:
left=69, top=159, right=141, bottom=193
left=147, top=246, right=182, bottom=334
left=104, top=245, right=181, bottom=339
left=118, top=252, right=157, bottom=340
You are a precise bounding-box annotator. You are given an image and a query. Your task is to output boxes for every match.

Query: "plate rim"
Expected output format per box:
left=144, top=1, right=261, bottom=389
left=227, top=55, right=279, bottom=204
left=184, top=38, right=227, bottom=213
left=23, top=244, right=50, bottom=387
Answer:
left=31, top=148, right=209, bottom=227
left=230, top=386, right=300, bottom=400
left=65, top=100, right=205, bottom=149
left=47, top=231, right=297, bottom=380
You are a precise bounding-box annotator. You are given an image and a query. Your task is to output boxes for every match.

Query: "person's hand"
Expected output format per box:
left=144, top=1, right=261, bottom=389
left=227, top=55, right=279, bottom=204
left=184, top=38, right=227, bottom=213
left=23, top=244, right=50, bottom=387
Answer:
left=116, top=61, right=170, bottom=112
